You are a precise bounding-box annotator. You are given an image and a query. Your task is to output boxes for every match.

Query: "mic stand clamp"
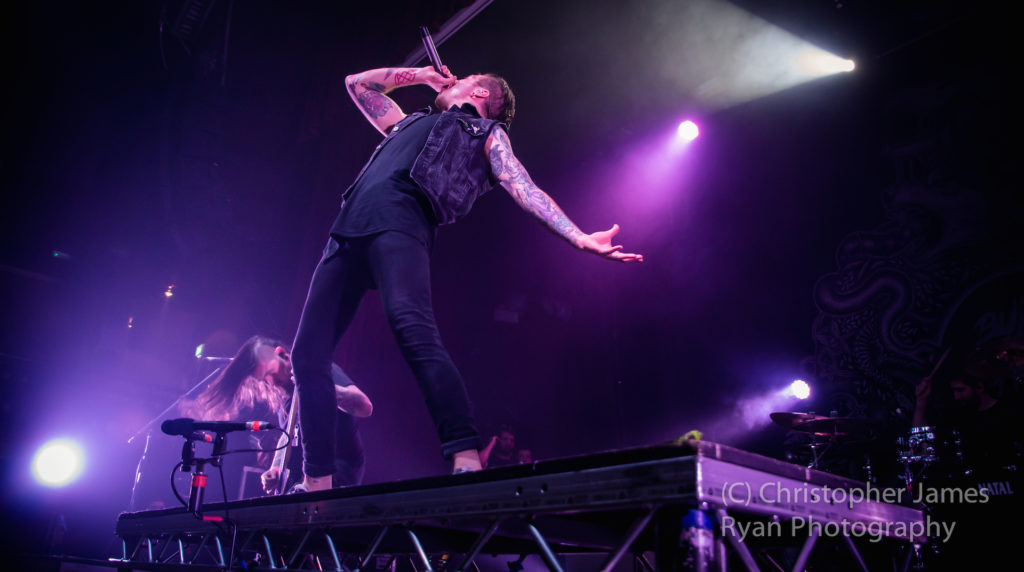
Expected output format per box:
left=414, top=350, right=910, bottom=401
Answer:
left=178, top=432, right=228, bottom=519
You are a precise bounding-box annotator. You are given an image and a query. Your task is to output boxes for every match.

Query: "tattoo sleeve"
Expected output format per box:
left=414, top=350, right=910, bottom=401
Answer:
left=356, top=88, right=394, bottom=118
left=489, top=129, right=585, bottom=245
left=348, top=79, right=394, bottom=118
left=345, top=67, right=423, bottom=132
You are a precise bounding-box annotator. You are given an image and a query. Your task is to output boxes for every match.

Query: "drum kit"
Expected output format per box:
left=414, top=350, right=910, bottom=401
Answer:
left=766, top=337, right=1023, bottom=568
left=895, top=426, right=964, bottom=489
left=770, top=336, right=1024, bottom=490
left=769, top=411, right=965, bottom=490
left=769, top=411, right=877, bottom=482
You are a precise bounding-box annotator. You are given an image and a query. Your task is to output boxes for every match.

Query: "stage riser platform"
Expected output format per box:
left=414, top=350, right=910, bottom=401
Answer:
left=109, top=442, right=924, bottom=571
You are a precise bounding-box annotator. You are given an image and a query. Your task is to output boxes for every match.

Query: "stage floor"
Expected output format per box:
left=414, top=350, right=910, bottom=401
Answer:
left=110, top=440, right=924, bottom=571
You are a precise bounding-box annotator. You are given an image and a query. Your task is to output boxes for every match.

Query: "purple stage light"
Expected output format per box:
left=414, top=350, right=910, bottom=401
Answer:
left=677, top=120, right=699, bottom=142
left=31, top=438, right=85, bottom=487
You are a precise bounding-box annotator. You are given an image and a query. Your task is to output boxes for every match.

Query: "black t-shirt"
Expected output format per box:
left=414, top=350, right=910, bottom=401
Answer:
left=932, top=398, right=1023, bottom=566
left=952, top=397, right=1023, bottom=476
left=330, top=112, right=441, bottom=247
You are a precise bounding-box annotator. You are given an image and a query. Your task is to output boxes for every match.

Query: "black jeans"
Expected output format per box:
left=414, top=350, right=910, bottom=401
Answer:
left=291, top=231, right=480, bottom=477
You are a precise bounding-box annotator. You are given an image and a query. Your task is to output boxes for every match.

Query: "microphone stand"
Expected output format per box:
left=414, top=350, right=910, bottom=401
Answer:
left=126, top=364, right=226, bottom=511
left=182, top=432, right=228, bottom=517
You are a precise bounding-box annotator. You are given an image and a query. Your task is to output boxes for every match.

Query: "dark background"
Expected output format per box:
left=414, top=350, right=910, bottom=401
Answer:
left=2, top=0, right=1020, bottom=559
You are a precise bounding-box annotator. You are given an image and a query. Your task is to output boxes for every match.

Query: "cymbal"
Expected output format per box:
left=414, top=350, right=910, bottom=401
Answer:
left=769, top=412, right=871, bottom=436
left=770, top=412, right=820, bottom=430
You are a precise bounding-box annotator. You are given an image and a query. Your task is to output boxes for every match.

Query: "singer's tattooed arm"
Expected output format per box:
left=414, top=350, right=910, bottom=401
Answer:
left=345, top=69, right=407, bottom=135
left=394, top=69, right=418, bottom=85
left=486, top=128, right=645, bottom=262
left=486, top=128, right=585, bottom=247
left=345, top=66, right=453, bottom=135
left=355, top=82, right=393, bottom=118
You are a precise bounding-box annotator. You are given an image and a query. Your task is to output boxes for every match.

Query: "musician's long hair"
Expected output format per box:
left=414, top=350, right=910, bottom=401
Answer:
left=185, top=335, right=290, bottom=421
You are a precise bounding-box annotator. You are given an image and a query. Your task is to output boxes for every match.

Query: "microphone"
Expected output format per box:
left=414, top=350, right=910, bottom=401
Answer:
left=161, top=418, right=276, bottom=437
left=419, top=26, right=443, bottom=74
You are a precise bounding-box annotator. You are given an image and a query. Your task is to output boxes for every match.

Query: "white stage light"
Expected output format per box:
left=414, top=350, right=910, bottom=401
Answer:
left=32, top=439, right=85, bottom=487
left=796, top=51, right=855, bottom=76
left=789, top=379, right=811, bottom=400
left=677, top=120, right=700, bottom=141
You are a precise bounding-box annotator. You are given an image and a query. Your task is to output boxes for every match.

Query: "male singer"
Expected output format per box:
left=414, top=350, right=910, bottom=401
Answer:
left=291, top=64, right=642, bottom=491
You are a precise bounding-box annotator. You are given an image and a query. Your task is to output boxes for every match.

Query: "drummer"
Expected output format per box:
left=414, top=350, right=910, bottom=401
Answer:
left=913, top=368, right=1022, bottom=477
left=911, top=349, right=1023, bottom=567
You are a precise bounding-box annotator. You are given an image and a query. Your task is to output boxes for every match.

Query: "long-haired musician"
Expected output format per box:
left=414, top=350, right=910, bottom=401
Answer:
left=188, top=335, right=372, bottom=493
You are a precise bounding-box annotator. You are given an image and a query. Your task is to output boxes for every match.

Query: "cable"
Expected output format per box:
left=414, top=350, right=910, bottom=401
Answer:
left=220, top=427, right=293, bottom=456
left=170, top=461, right=188, bottom=508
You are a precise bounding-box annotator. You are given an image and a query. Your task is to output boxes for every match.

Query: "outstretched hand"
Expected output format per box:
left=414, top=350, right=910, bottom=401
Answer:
left=577, top=224, right=643, bottom=263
